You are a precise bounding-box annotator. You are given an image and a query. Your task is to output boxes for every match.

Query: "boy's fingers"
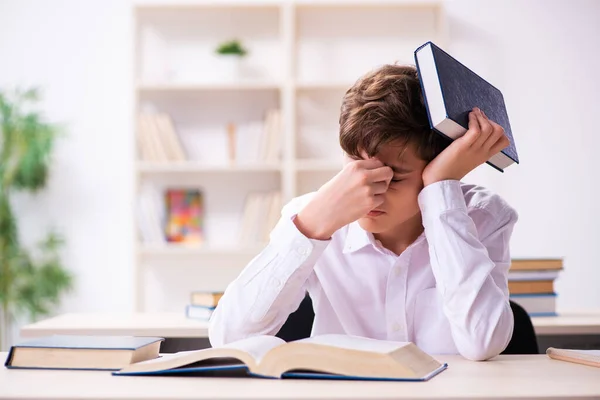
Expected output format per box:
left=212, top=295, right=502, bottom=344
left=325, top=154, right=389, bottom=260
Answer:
left=490, top=132, right=510, bottom=154
left=365, top=165, right=394, bottom=183
left=483, top=121, right=506, bottom=150
left=473, top=109, right=493, bottom=147
left=370, top=181, right=389, bottom=195
left=464, top=111, right=481, bottom=146
left=354, top=158, right=385, bottom=170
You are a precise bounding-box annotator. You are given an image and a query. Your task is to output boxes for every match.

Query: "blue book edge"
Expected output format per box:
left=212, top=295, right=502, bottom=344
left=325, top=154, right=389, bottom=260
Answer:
left=112, top=362, right=449, bottom=381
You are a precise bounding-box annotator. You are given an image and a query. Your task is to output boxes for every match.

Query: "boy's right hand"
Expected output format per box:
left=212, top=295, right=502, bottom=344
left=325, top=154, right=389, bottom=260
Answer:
left=294, top=158, right=394, bottom=240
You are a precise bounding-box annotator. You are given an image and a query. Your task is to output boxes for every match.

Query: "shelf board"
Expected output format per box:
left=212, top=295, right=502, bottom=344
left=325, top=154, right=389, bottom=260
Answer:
left=139, top=244, right=265, bottom=257
left=296, top=159, right=343, bottom=172
left=294, top=0, right=442, bottom=9
left=136, top=2, right=282, bottom=11
left=137, top=162, right=282, bottom=173
left=295, top=82, right=354, bottom=91
left=137, top=82, right=282, bottom=93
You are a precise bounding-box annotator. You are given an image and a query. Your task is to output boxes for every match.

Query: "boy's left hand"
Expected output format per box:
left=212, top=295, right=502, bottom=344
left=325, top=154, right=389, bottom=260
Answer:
left=422, top=107, right=510, bottom=187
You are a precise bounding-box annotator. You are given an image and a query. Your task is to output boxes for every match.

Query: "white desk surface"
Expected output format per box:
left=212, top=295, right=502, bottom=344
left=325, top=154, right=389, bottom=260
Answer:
left=20, top=313, right=209, bottom=339
left=20, top=312, right=600, bottom=339
left=1, top=354, right=600, bottom=400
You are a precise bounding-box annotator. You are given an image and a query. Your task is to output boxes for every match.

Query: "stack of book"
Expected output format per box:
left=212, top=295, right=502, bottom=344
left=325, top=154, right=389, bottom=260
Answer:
left=508, top=259, right=563, bottom=317
left=239, top=191, right=282, bottom=245
left=137, top=112, right=186, bottom=162
left=185, top=291, right=223, bottom=321
left=227, top=108, right=282, bottom=165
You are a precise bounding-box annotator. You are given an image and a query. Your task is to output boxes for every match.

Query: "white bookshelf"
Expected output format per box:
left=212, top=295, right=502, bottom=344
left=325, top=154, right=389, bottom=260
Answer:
left=133, top=0, right=447, bottom=312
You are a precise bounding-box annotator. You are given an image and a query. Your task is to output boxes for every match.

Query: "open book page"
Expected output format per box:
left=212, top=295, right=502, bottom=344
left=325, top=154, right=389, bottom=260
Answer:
left=222, top=335, right=286, bottom=364
left=547, top=348, right=600, bottom=366
left=296, top=334, right=409, bottom=354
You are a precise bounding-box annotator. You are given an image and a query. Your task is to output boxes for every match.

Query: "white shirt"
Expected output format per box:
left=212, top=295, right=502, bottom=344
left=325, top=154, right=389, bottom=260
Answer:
left=209, top=180, right=518, bottom=361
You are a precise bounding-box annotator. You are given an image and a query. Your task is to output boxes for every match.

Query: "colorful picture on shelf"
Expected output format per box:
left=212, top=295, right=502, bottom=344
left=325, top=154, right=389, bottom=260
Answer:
left=164, top=189, right=204, bottom=244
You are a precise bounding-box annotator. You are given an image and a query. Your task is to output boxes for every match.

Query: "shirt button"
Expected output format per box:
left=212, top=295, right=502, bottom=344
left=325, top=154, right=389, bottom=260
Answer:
left=394, top=268, right=401, bottom=277
left=297, top=246, right=309, bottom=255
left=392, top=322, right=402, bottom=332
left=273, top=278, right=281, bottom=288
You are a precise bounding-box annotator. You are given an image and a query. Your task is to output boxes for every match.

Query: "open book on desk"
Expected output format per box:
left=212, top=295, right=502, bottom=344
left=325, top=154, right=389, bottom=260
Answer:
left=114, top=334, right=447, bottom=381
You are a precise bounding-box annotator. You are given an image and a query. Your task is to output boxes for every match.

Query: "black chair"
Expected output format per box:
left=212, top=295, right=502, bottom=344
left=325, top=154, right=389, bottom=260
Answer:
left=501, top=300, right=539, bottom=354
left=276, top=296, right=539, bottom=354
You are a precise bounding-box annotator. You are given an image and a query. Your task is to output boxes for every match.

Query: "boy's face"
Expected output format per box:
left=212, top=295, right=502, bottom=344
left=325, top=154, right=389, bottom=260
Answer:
left=356, top=142, right=428, bottom=234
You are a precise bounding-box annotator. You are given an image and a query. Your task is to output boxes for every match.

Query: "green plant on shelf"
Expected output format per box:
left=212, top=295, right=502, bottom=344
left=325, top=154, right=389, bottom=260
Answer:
left=215, top=39, right=248, bottom=57
left=0, top=87, right=73, bottom=350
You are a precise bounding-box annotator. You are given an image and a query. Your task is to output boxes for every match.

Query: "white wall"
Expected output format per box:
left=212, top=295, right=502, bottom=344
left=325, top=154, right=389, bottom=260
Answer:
left=0, top=0, right=599, bottom=322
left=0, top=0, right=135, bottom=313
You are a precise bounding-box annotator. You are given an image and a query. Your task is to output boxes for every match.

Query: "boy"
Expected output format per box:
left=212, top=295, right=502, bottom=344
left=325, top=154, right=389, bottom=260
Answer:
left=209, top=64, right=516, bottom=361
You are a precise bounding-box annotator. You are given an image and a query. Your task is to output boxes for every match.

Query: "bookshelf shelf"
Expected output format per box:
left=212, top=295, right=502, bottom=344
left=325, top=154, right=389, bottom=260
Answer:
left=295, top=82, right=354, bottom=91
left=137, top=162, right=282, bottom=173
left=139, top=244, right=265, bottom=258
left=296, top=159, right=342, bottom=172
left=138, top=82, right=282, bottom=93
left=133, top=0, right=447, bottom=312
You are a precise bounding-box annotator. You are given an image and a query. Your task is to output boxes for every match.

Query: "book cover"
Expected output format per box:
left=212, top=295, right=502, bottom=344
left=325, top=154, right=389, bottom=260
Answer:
left=5, top=335, right=163, bottom=371
left=414, top=41, right=519, bottom=172
left=164, top=189, right=204, bottom=244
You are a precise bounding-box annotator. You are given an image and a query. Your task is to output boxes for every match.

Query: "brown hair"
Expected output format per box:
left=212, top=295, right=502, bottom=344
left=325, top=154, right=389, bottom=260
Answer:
left=339, top=64, right=449, bottom=162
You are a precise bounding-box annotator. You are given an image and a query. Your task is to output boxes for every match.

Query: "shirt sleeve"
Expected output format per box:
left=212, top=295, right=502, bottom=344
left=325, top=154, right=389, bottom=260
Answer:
left=418, top=180, right=518, bottom=361
left=208, top=194, right=330, bottom=347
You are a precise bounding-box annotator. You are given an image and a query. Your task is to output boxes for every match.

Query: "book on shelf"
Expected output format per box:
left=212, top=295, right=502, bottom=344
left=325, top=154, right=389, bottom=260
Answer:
left=4, top=335, right=163, bottom=371
left=191, top=291, right=223, bottom=308
left=164, top=189, right=204, bottom=244
left=114, top=334, right=447, bottom=381
left=239, top=190, right=282, bottom=245
left=228, top=108, right=281, bottom=165
left=185, top=304, right=215, bottom=321
left=415, top=41, right=519, bottom=172
left=546, top=348, right=600, bottom=368
left=137, top=184, right=166, bottom=244
left=137, top=112, right=186, bottom=162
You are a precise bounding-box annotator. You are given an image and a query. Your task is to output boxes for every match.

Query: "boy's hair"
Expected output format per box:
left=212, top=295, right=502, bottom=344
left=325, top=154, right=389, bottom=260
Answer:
left=339, top=64, right=449, bottom=163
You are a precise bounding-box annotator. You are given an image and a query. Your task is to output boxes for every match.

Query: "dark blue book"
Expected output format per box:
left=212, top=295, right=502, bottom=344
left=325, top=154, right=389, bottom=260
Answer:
left=4, top=335, right=163, bottom=371
left=114, top=334, right=446, bottom=381
left=414, top=41, right=519, bottom=172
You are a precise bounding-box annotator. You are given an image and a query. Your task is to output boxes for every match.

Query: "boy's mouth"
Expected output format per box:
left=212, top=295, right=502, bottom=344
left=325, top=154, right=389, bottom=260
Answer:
left=367, top=210, right=385, bottom=217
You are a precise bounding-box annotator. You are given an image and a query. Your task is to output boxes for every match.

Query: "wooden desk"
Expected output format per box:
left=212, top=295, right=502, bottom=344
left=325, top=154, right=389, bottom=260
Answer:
left=532, top=313, right=600, bottom=335
left=20, top=313, right=210, bottom=352
left=21, top=312, right=600, bottom=338
left=1, top=354, right=599, bottom=399
left=20, top=313, right=209, bottom=339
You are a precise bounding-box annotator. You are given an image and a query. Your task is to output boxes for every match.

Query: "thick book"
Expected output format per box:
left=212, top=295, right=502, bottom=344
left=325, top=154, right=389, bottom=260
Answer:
left=508, top=280, right=554, bottom=295
left=190, top=291, right=223, bottom=307
left=185, top=304, right=215, bottom=320
left=510, top=293, right=557, bottom=317
left=547, top=348, right=600, bottom=368
left=510, top=259, right=563, bottom=271
left=4, top=335, right=163, bottom=371
left=414, top=41, right=518, bottom=172
left=114, top=334, right=447, bottom=381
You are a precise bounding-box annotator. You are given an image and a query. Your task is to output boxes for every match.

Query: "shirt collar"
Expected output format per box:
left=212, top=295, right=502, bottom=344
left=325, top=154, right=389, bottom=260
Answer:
left=342, top=220, right=427, bottom=255
left=343, top=221, right=378, bottom=254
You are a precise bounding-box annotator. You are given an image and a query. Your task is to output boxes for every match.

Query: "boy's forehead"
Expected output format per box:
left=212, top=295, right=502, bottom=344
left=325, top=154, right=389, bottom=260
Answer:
left=376, top=142, right=421, bottom=167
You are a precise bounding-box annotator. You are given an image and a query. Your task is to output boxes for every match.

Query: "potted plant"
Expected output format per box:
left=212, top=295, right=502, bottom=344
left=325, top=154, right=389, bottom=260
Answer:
left=214, top=39, right=248, bottom=81
left=0, top=88, right=73, bottom=350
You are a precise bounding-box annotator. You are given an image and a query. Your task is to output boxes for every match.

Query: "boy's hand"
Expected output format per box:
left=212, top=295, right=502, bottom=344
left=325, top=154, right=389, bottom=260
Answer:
left=422, top=108, right=510, bottom=187
left=294, top=159, right=393, bottom=240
